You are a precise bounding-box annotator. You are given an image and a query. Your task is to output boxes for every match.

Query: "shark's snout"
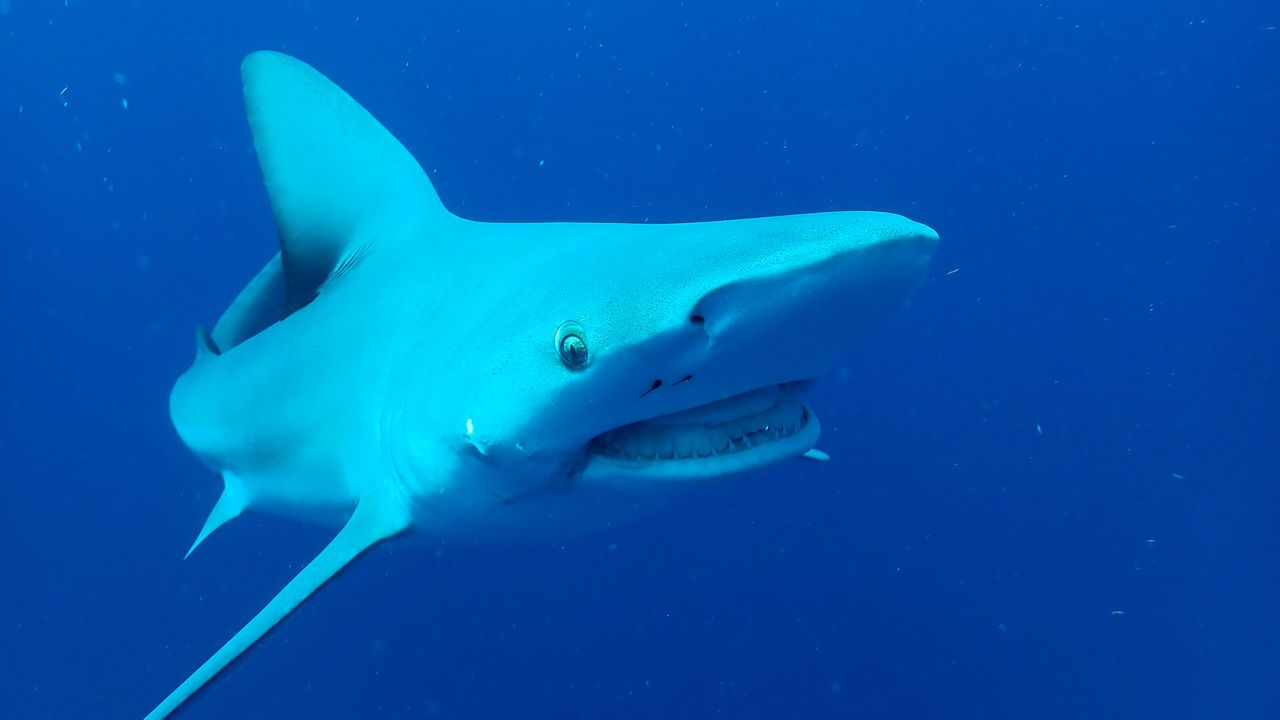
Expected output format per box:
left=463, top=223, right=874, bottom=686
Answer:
left=689, top=212, right=939, bottom=377
left=571, top=211, right=939, bottom=484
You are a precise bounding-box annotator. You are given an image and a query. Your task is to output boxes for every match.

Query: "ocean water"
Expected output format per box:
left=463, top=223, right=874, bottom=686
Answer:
left=1, top=1, right=1276, bottom=718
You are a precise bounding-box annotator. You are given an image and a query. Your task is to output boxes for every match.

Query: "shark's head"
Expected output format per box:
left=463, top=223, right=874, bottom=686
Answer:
left=426, top=210, right=938, bottom=498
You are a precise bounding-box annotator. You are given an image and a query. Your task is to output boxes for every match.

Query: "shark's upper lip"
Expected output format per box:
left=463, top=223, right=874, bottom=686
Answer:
left=582, top=382, right=819, bottom=477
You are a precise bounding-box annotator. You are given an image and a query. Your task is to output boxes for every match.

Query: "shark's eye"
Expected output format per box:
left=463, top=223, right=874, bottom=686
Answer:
left=555, top=320, right=589, bottom=369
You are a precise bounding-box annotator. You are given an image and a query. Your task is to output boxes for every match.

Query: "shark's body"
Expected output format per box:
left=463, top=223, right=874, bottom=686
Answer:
left=146, top=52, right=938, bottom=718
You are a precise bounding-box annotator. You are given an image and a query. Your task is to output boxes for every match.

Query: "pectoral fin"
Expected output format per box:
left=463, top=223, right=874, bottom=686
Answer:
left=145, top=491, right=413, bottom=720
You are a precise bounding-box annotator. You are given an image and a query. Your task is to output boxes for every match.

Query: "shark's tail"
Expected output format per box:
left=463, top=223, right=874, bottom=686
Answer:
left=144, top=493, right=412, bottom=720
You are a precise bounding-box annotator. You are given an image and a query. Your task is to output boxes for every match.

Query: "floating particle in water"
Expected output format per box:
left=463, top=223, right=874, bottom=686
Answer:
left=112, top=71, right=129, bottom=85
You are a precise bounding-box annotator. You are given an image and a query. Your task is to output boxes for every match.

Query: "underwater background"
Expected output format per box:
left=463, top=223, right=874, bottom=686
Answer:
left=1, top=1, right=1276, bottom=718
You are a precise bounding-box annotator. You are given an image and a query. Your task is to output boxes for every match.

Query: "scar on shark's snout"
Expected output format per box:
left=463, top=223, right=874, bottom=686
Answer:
left=640, top=374, right=695, bottom=397
left=640, top=378, right=663, bottom=397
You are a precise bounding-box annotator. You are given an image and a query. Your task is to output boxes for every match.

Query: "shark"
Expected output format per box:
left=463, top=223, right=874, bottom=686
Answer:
left=143, top=50, right=939, bottom=718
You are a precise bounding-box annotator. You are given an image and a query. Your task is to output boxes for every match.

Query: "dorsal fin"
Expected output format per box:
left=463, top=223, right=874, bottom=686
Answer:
left=240, top=51, right=453, bottom=312
left=144, top=490, right=413, bottom=719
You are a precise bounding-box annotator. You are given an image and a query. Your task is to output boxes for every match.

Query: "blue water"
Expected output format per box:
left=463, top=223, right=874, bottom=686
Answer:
left=2, top=1, right=1276, bottom=718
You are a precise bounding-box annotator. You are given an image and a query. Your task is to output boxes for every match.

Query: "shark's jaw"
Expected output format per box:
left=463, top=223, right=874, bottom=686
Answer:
left=578, top=381, right=820, bottom=481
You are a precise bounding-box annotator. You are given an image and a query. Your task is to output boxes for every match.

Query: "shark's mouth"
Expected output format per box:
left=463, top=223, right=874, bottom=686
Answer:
left=581, top=381, right=821, bottom=481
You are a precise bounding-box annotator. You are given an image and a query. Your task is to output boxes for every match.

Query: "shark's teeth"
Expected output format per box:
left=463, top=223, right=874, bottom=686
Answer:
left=591, top=399, right=811, bottom=462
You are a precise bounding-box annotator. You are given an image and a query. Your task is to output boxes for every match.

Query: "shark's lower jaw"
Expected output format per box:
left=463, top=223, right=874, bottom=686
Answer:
left=579, top=382, right=821, bottom=482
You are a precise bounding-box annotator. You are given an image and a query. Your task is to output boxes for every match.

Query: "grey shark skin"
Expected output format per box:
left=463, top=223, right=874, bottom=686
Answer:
left=145, top=51, right=939, bottom=718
